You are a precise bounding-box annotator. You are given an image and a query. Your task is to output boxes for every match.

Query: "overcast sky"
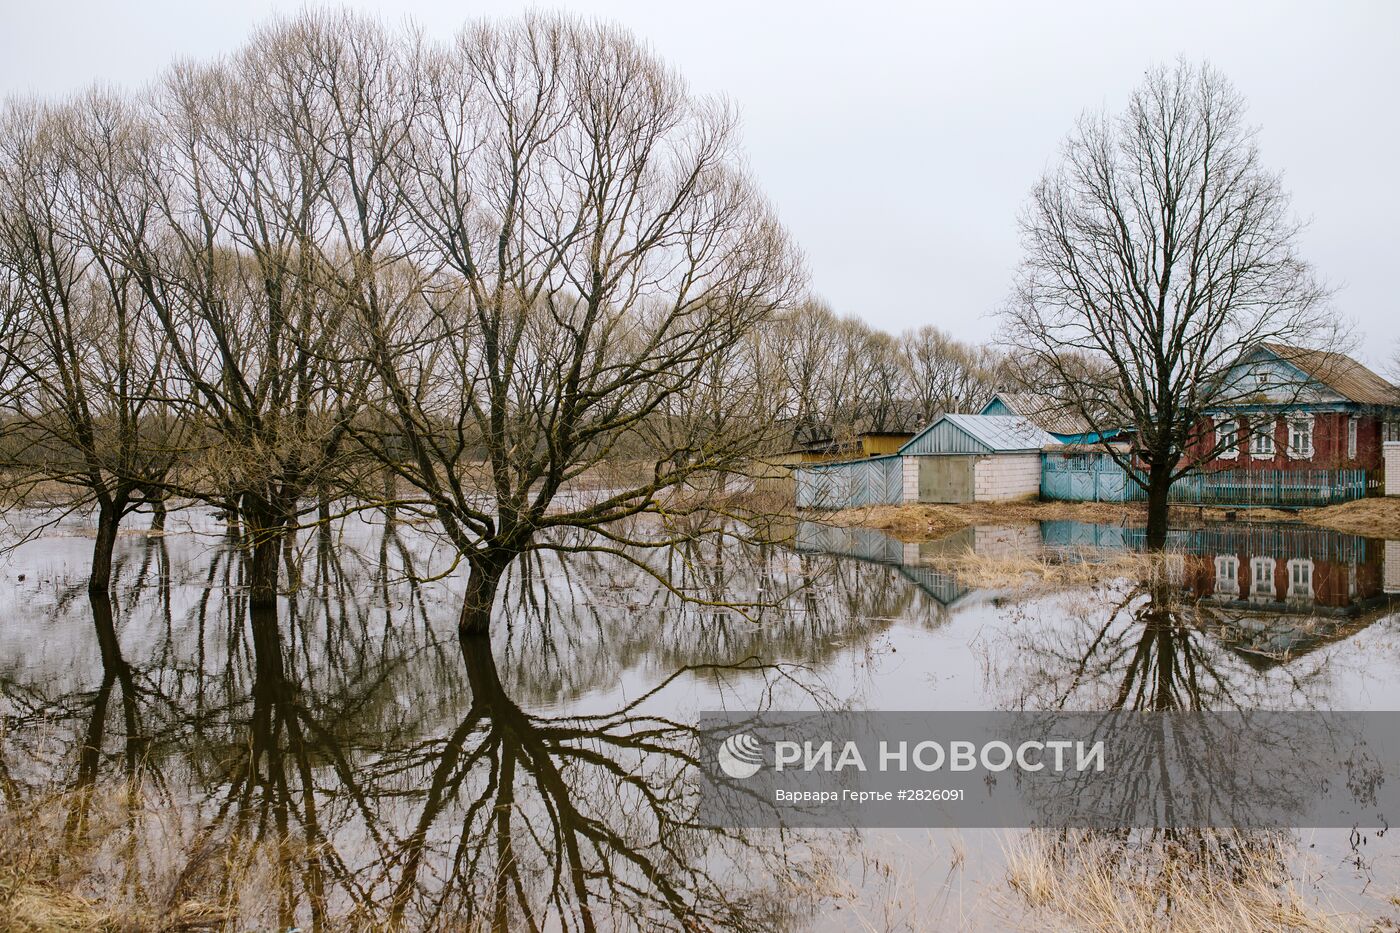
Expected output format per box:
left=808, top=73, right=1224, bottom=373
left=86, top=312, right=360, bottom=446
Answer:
left=4, top=1, right=1396, bottom=368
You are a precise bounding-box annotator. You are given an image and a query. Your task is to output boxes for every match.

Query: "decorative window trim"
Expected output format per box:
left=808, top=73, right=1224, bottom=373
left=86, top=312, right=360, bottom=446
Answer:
left=1250, top=557, right=1276, bottom=601
left=1214, top=555, right=1240, bottom=596
left=1347, top=416, right=1358, bottom=460
left=1216, top=419, right=1238, bottom=460
left=1249, top=418, right=1277, bottom=459
left=1286, top=414, right=1315, bottom=460
left=1286, top=558, right=1314, bottom=601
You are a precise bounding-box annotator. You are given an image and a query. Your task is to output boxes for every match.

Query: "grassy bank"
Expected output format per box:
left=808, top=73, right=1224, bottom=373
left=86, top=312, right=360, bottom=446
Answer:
left=813, top=496, right=1400, bottom=542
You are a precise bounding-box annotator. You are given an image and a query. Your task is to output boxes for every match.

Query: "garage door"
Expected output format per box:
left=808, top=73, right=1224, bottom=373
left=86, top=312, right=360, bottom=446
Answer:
left=918, top=456, right=976, bottom=503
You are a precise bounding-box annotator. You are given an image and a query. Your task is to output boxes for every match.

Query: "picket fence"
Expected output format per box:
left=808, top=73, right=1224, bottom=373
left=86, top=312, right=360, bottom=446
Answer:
left=1042, top=456, right=1374, bottom=507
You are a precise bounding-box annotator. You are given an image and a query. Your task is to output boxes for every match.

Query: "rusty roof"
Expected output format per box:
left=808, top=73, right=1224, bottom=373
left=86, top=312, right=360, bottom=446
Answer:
left=1259, top=343, right=1400, bottom=407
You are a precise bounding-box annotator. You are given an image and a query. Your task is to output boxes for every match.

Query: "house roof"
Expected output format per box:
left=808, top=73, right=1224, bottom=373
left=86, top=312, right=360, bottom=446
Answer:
left=900, top=413, right=1057, bottom=455
left=983, top=390, right=1094, bottom=437
left=1258, top=342, right=1400, bottom=407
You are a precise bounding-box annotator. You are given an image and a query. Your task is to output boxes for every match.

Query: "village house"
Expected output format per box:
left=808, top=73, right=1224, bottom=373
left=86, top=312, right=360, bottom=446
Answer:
left=770, top=409, right=921, bottom=467
left=1192, top=343, right=1400, bottom=473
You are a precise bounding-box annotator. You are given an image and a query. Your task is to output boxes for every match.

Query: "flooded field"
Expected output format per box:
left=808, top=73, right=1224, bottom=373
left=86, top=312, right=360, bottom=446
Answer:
left=3, top=506, right=1400, bottom=930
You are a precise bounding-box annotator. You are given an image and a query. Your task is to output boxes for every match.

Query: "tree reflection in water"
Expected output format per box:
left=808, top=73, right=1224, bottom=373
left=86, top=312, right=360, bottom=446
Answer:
left=2, top=514, right=1375, bottom=929
left=0, top=513, right=843, bottom=930
left=994, top=571, right=1333, bottom=712
left=993, top=570, right=1334, bottom=928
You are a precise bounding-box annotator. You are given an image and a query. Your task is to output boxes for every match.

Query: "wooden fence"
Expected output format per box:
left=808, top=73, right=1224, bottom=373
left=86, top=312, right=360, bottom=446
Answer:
left=1042, top=455, right=1375, bottom=507
left=1150, top=468, right=1374, bottom=507
left=794, top=455, right=904, bottom=509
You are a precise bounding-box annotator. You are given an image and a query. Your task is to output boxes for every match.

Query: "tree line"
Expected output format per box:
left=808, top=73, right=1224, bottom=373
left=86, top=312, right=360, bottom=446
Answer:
left=0, top=11, right=1009, bottom=647
left=0, top=11, right=1344, bottom=649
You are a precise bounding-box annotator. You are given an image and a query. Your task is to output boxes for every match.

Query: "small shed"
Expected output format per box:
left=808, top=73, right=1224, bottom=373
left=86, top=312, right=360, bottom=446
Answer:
left=899, top=414, right=1055, bottom=503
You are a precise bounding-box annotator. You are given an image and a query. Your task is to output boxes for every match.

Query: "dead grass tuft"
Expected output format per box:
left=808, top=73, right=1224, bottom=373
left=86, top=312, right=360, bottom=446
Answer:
left=814, top=496, right=1400, bottom=544
left=1001, top=830, right=1358, bottom=933
left=0, top=785, right=237, bottom=933
left=819, top=501, right=1151, bottom=542
left=1300, top=496, right=1400, bottom=538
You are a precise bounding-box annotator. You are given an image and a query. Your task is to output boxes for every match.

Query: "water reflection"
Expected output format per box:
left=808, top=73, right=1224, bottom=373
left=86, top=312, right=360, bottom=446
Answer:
left=2, top=510, right=1399, bottom=928
left=1, top=515, right=832, bottom=929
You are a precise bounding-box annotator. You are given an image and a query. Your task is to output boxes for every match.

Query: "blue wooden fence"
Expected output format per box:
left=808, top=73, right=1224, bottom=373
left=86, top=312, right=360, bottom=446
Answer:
left=1041, top=454, right=1135, bottom=502
left=1042, top=454, right=1374, bottom=507
left=794, top=455, right=904, bottom=509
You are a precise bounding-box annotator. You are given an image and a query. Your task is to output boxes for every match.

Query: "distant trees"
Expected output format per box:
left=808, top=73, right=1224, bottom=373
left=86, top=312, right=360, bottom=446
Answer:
left=1002, top=61, right=1336, bottom=547
left=901, top=325, right=1002, bottom=423
left=760, top=302, right=1001, bottom=449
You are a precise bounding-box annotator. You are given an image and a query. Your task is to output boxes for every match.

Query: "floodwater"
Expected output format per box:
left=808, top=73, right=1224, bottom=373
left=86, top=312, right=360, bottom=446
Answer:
left=2, top=506, right=1400, bottom=930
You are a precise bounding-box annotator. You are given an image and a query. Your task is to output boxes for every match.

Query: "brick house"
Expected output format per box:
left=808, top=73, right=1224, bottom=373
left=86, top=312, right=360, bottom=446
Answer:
left=1192, top=343, right=1400, bottom=473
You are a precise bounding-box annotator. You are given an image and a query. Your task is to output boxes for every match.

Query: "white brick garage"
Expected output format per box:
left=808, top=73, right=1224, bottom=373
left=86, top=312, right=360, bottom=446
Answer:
left=898, top=414, right=1054, bottom=503
left=974, top=452, right=1042, bottom=501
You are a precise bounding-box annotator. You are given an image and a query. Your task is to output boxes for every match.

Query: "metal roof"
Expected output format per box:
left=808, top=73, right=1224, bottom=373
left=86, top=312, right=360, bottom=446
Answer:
left=982, top=391, right=1094, bottom=437
left=900, top=414, right=1056, bottom=455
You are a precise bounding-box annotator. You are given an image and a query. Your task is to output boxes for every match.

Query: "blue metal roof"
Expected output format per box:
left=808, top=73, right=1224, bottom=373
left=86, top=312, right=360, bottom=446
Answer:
left=900, top=414, right=1056, bottom=455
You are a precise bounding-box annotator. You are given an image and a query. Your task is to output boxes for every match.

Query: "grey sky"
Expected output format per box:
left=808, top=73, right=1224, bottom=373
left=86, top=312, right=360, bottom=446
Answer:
left=4, top=1, right=1396, bottom=367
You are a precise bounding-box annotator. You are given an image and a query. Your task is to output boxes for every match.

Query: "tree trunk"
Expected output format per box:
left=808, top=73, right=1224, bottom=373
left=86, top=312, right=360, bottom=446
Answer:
left=90, top=501, right=121, bottom=597
left=458, top=552, right=512, bottom=641
left=1144, top=460, right=1173, bottom=550
left=243, top=497, right=285, bottom=613
left=282, top=527, right=301, bottom=594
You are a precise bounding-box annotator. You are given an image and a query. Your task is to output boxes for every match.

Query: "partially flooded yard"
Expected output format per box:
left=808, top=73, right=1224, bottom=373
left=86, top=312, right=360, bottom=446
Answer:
left=3, top=506, right=1400, bottom=930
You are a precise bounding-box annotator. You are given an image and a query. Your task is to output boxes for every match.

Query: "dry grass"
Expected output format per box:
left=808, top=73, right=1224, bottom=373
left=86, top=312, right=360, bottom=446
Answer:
left=0, top=784, right=251, bottom=933
left=920, top=548, right=1156, bottom=590
left=819, top=501, right=1149, bottom=542
left=1300, top=496, right=1400, bottom=538
left=1000, top=831, right=1360, bottom=933
left=776, top=830, right=980, bottom=932
left=817, top=496, right=1400, bottom=544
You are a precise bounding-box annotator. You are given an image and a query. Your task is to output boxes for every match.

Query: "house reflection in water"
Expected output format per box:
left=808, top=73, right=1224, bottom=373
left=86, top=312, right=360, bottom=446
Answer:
left=795, top=519, right=1400, bottom=668
left=793, top=522, right=980, bottom=609
left=1046, top=520, right=1400, bottom=665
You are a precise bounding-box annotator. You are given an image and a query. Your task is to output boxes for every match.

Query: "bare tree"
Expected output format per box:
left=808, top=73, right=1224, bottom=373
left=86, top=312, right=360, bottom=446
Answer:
left=1002, top=60, right=1336, bottom=547
left=321, top=14, right=801, bottom=643
left=85, top=22, right=377, bottom=612
left=763, top=299, right=841, bottom=436
left=0, top=95, right=188, bottom=595
left=900, top=324, right=1000, bottom=421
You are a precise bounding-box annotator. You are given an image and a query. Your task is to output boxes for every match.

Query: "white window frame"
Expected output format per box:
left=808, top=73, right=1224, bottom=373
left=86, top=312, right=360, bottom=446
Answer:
left=1249, top=418, right=1276, bottom=459
left=1250, top=557, right=1276, bottom=601
left=1215, top=419, right=1238, bottom=459
left=1214, top=555, right=1240, bottom=596
left=1286, top=558, right=1314, bottom=601
left=1347, top=416, right=1358, bottom=459
left=1287, top=415, right=1314, bottom=460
